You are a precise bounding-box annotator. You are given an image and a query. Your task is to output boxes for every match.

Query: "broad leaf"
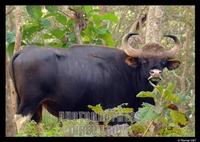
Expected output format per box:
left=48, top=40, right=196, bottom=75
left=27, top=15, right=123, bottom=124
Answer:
left=135, top=103, right=160, bottom=122
left=41, top=19, right=51, bottom=29
left=155, top=85, right=164, bottom=95
left=26, top=6, right=42, bottom=19
left=23, top=22, right=41, bottom=40
left=42, top=33, right=53, bottom=39
left=6, top=42, right=15, bottom=57
left=163, top=90, right=181, bottom=103
left=43, top=13, right=58, bottom=19
left=83, top=6, right=93, bottom=13
left=92, top=15, right=102, bottom=27
left=169, top=110, right=188, bottom=127
left=88, top=104, right=104, bottom=115
left=136, top=91, right=155, bottom=99
left=102, top=13, right=118, bottom=23
left=6, top=32, right=16, bottom=44
left=45, top=6, right=58, bottom=13
left=50, top=29, right=65, bottom=39
left=101, top=32, right=115, bottom=46
left=96, top=27, right=108, bottom=35
left=55, top=13, right=68, bottom=26
left=166, top=82, right=175, bottom=93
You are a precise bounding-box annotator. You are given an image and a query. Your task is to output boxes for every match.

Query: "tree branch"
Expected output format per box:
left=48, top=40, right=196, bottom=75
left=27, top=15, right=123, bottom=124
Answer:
left=6, top=7, right=15, bottom=16
left=142, top=120, right=154, bottom=136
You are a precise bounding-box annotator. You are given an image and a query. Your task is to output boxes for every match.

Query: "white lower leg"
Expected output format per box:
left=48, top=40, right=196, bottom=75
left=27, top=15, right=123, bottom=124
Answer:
left=14, top=114, right=32, bottom=133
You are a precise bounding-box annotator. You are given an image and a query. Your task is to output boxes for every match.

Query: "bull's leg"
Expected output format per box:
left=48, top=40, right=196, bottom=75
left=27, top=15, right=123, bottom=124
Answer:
left=31, top=105, right=43, bottom=136
left=58, top=116, right=63, bottom=127
left=31, top=105, right=43, bottom=123
left=15, top=96, right=44, bottom=133
left=14, top=114, right=32, bottom=133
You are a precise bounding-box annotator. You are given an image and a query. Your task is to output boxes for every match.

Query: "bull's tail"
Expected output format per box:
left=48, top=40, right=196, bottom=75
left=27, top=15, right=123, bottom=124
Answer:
left=9, top=51, right=22, bottom=112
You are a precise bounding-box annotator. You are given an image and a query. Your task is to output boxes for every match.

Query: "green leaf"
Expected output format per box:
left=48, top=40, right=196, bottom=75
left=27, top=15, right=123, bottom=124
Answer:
left=119, top=108, right=133, bottom=113
left=96, top=27, right=108, bottom=35
left=50, top=29, right=65, bottom=39
left=163, top=90, right=181, bottom=103
left=155, top=85, right=164, bottom=95
left=43, top=13, right=58, bottom=19
left=45, top=6, right=58, bottom=13
left=41, top=19, right=51, bottom=29
left=92, top=15, right=102, bottom=27
left=102, top=13, right=118, bottom=23
left=67, top=33, right=76, bottom=42
left=166, top=82, right=175, bottom=93
left=6, top=32, right=16, bottom=44
left=130, top=122, right=147, bottom=134
left=82, top=35, right=90, bottom=43
left=22, top=22, right=41, bottom=40
left=48, top=41, right=64, bottom=48
left=82, top=22, right=94, bottom=35
left=101, top=32, right=115, bottom=46
left=83, top=6, right=93, bottom=13
left=135, top=103, right=160, bottom=122
left=42, top=34, right=53, bottom=39
left=169, top=110, right=188, bottom=126
left=6, top=42, right=15, bottom=57
left=26, top=6, right=42, bottom=19
left=136, top=91, right=155, bottom=99
left=88, top=104, right=104, bottom=115
left=55, top=13, right=68, bottom=26
left=112, top=104, right=134, bottom=113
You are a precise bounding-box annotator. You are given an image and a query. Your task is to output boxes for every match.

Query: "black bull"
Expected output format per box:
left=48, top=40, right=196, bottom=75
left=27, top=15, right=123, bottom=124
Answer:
left=9, top=33, right=181, bottom=130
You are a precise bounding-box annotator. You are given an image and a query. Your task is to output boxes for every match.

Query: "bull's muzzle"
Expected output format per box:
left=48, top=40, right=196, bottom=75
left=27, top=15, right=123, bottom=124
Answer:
left=148, top=69, right=162, bottom=83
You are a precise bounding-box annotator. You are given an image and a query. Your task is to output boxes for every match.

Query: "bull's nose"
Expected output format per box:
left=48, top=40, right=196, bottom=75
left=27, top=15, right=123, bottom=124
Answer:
left=149, top=69, right=162, bottom=77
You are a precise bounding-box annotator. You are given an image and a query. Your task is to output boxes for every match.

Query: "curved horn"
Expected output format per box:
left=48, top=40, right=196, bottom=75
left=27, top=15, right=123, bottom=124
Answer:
left=122, top=32, right=142, bottom=57
left=164, top=35, right=181, bottom=58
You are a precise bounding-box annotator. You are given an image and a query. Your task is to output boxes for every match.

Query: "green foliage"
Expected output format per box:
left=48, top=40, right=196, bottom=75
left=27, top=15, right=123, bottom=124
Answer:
left=137, top=91, right=156, bottom=99
left=6, top=31, right=15, bottom=57
left=26, top=6, right=43, bottom=19
left=45, top=6, right=58, bottom=13
left=6, top=6, right=118, bottom=57
left=159, top=125, right=195, bottom=137
left=16, top=121, right=38, bottom=137
left=129, top=83, right=192, bottom=136
left=88, top=103, right=133, bottom=126
left=81, top=6, right=118, bottom=46
left=169, top=110, right=188, bottom=127
left=16, top=111, right=105, bottom=137
left=128, top=122, right=147, bottom=136
left=135, top=103, right=160, bottom=122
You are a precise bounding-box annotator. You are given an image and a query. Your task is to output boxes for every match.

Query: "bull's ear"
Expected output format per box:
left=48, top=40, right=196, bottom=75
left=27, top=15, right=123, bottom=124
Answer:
left=125, top=56, right=138, bottom=68
left=166, top=59, right=181, bottom=70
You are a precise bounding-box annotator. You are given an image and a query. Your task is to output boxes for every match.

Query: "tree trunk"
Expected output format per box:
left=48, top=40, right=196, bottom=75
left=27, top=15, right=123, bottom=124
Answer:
left=145, top=6, right=164, bottom=43
left=6, top=6, right=15, bottom=32
left=180, top=25, right=190, bottom=94
left=14, top=6, right=22, bottom=53
left=6, top=6, right=23, bottom=136
left=6, top=57, right=17, bottom=136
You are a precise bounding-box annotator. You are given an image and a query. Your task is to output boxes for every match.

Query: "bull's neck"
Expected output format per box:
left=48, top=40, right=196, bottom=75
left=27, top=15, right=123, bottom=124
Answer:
left=131, top=68, right=154, bottom=94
